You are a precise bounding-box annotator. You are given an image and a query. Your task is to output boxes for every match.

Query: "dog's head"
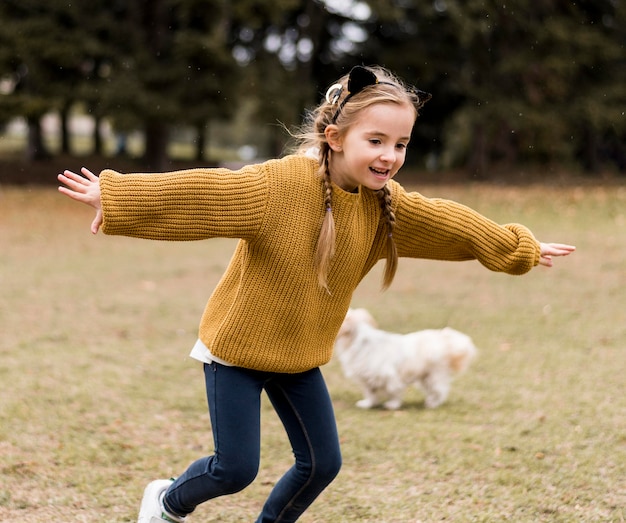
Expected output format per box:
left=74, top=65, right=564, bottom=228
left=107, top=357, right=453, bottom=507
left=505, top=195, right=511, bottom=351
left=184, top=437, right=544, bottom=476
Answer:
left=335, top=308, right=377, bottom=345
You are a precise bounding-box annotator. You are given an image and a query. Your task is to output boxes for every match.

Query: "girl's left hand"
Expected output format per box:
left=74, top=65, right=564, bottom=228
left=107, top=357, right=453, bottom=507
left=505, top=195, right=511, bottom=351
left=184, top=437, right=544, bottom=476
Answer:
left=58, top=167, right=103, bottom=234
left=538, top=243, right=576, bottom=267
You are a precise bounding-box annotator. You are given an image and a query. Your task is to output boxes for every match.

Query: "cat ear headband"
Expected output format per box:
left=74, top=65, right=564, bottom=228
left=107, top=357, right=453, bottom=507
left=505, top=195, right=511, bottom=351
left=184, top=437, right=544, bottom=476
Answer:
left=325, top=66, right=432, bottom=124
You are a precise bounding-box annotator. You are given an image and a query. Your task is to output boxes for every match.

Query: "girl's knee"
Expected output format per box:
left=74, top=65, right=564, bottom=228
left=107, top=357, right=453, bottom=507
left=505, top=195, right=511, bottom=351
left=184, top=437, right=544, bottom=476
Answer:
left=320, top=451, right=342, bottom=482
left=212, top=458, right=259, bottom=494
left=222, top=475, right=256, bottom=494
left=311, top=447, right=342, bottom=485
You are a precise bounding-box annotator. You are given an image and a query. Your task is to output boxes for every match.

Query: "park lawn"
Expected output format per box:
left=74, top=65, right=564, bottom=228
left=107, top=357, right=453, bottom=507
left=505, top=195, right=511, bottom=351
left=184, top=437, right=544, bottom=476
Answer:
left=0, top=180, right=624, bottom=522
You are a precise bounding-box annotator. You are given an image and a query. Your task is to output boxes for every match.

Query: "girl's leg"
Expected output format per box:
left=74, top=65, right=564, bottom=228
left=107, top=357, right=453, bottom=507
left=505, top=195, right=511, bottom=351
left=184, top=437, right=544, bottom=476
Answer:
left=163, top=362, right=266, bottom=516
left=257, top=368, right=342, bottom=523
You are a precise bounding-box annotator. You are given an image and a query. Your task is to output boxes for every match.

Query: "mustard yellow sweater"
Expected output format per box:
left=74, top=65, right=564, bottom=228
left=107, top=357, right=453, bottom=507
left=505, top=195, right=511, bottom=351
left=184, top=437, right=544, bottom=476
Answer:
left=99, top=154, right=540, bottom=373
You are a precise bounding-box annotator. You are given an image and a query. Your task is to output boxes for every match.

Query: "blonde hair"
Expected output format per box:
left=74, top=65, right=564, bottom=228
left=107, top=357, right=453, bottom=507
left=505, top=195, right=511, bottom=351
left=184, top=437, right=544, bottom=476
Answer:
left=294, top=66, right=429, bottom=291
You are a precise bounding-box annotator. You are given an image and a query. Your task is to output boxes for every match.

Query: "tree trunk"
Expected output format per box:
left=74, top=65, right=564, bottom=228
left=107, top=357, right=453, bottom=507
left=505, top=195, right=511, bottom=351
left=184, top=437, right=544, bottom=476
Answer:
left=93, top=115, right=103, bottom=156
left=60, top=102, right=72, bottom=155
left=143, top=119, right=169, bottom=171
left=467, top=122, right=488, bottom=179
left=195, top=122, right=207, bottom=163
left=25, top=116, right=48, bottom=161
left=581, top=124, right=599, bottom=173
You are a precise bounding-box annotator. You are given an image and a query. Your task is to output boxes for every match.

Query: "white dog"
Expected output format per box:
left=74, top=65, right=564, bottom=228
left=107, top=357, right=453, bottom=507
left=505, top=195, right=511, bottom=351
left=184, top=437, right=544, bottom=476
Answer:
left=334, top=308, right=477, bottom=410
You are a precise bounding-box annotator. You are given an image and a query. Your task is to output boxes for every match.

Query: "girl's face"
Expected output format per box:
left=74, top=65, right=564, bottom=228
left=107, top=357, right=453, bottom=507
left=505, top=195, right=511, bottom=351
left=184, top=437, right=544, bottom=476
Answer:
left=326, top=102, right=415, bottom=192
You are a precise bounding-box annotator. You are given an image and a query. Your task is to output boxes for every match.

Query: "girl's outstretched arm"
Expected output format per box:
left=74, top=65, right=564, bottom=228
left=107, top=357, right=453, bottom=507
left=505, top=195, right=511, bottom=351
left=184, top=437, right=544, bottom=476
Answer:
left=538, top=243, right=576, bottom=267
left=58, top=167, right=103, bottom=234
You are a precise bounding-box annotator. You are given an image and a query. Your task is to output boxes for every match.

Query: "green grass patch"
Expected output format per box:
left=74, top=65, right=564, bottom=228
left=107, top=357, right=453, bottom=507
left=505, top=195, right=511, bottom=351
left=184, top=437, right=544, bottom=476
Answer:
left=1, top=181, right=624, bottom=522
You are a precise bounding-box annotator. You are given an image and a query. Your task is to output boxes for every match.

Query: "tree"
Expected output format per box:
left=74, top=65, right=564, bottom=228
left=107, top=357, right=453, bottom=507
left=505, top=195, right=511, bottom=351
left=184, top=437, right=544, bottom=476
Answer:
left=98, top=0, right=190, bottom=169
left=169, top=0, right=242, bottom=162
left=93, top=0, right=254, bottom=169
left=356, top=0, right=625, bottom=175
left=224, top=0, right=361, bottom=156
left=353, top=0, right=460, bottom=167
left=441, top=0, right=625, bottom=175
left=1, top=0, right=622, bottom=176
left=0, top=0, right=103, bottom=159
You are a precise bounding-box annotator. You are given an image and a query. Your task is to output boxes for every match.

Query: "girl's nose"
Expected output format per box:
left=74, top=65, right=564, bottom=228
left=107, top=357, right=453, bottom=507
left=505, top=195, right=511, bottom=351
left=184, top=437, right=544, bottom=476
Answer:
left=380, top=147, right=396, bottom=163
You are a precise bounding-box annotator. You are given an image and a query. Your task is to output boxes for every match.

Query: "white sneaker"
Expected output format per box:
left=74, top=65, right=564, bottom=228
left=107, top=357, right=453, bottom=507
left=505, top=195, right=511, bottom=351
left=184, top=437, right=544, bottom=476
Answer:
left=137, top=479, right=187, bottom=523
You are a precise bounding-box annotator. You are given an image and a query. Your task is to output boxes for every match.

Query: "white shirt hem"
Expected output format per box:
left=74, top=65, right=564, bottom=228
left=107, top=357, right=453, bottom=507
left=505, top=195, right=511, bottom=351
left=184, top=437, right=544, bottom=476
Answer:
left=189, top=338, right=234, bottom=367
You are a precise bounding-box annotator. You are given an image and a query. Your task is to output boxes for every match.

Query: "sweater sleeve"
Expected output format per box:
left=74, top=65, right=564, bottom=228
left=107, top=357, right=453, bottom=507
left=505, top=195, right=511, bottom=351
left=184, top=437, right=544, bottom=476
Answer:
left=99, top=164, right=269, bottom=241
left=391, top=185, right=541, bottom=275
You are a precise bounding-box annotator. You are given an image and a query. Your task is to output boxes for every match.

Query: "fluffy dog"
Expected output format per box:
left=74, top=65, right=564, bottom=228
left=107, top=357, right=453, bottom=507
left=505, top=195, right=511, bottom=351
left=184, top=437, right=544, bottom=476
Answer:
left=334, top=308, right=477, bottom=410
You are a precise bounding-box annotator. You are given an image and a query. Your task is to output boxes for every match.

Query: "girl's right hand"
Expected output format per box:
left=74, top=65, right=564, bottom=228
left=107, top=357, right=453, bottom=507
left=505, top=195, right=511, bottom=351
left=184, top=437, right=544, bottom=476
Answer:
left=58, top=167, right=103, bottom=234
left=538, top=242, right=576, bottom=267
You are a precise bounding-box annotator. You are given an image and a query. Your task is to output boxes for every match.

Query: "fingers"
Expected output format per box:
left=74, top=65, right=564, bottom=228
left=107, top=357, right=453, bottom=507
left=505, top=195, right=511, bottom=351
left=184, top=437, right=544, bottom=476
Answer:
left=59, top=169, right=85, bottom=184
left=538, top=242, right=575, bottom=268
left=80, top=167, right=98, bottom=181
left=58, top=181, right=87, bottom=202
left=58, top=167, right=103, bottom=234
left=58, top=168, right=98, bottom=189
left=551, top=245, right=576, bottom=257
left=58, top=167, right=102, bottom=215
left=540, top=243, right=576, bottom=257
left=537, top=256, right=553, bottom=268
left=90, top=209, right=103, bottom=235
left=547, top=243, right=576, bottom=253
left=58, top=169, right=89, bottom=195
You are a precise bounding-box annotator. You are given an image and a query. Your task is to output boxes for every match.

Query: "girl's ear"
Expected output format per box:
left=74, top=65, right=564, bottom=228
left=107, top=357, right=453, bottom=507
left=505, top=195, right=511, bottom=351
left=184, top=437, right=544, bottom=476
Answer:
left=324, top=124, right=343, bottom=152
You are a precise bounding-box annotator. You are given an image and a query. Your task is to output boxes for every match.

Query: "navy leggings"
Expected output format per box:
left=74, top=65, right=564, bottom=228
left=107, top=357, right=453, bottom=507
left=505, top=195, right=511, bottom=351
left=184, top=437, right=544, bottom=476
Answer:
left=164, top=362, right=342, bottom=522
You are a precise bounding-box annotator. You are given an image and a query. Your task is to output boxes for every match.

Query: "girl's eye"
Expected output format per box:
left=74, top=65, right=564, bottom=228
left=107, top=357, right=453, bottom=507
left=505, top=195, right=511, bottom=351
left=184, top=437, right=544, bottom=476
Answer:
left=369, top=139, right=381, bottom=145
left=396, top=143, right=407, bottom=150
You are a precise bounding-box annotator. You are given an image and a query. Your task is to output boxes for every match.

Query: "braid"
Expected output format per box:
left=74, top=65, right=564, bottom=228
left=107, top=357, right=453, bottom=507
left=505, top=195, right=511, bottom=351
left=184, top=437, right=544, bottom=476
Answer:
left=293, top=66, right=421, bottom=291
left=376, top=185, right=398, bottom=289
left=314, top=146, right=336, bottom=292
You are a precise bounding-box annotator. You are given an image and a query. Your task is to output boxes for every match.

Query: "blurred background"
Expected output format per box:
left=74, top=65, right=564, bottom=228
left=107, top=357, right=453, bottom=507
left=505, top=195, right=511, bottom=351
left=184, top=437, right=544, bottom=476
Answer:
left=0, top=0, right=624, bottom=181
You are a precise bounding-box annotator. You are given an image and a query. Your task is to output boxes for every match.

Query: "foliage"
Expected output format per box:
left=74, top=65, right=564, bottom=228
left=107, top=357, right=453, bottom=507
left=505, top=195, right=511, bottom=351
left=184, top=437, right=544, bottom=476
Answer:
left=358, top=0, right=625, bottom=175
left=0, top=0, right=623, bottom=175
left=0, top=0, right=104, bottom=158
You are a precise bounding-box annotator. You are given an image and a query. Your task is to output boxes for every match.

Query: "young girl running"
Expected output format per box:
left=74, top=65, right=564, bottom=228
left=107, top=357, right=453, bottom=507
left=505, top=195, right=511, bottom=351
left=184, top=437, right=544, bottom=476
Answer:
left=58, top=65, right=575, bottom=523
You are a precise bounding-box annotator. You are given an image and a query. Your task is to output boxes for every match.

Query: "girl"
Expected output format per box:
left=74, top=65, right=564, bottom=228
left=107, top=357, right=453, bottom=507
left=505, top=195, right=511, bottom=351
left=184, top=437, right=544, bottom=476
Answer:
left=58, top=65, right=575, bottom=523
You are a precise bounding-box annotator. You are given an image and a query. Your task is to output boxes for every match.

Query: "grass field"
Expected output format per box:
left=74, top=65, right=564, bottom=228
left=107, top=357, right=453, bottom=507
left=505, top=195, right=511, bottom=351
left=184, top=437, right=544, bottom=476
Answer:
left=1, top=178, right=624, bottom=522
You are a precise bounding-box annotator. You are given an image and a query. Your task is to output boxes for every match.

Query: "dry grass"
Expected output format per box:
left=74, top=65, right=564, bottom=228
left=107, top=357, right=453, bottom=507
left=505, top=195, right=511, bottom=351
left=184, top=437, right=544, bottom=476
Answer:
left=1, top=179, right=625, bottom=522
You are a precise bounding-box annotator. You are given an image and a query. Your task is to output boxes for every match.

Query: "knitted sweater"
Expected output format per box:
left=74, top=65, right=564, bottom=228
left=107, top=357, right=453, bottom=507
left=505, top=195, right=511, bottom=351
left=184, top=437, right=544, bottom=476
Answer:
left=99, top=154, right=540, bottom=373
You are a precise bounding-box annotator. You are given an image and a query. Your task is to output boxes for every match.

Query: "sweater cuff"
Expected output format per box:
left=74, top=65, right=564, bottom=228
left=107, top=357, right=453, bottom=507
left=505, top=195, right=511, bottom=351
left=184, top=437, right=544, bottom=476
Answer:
left=504, top=223, right=541, bottom=274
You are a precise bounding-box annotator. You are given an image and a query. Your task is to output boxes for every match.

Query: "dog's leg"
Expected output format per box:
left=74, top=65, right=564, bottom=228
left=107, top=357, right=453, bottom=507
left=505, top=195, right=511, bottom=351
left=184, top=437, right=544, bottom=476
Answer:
left=356, top=386, right=382, bottom=409
left=422, top=372, right=451, bottom=409
left=383, top=398, right=403, bottom=410
left=382, top=383, right=406, bottom=410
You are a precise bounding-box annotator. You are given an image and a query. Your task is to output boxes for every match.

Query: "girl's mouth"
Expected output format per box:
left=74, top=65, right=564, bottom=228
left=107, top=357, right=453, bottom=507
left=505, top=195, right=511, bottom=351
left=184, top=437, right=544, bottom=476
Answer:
left=370, top=167, right=389, bottom=179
